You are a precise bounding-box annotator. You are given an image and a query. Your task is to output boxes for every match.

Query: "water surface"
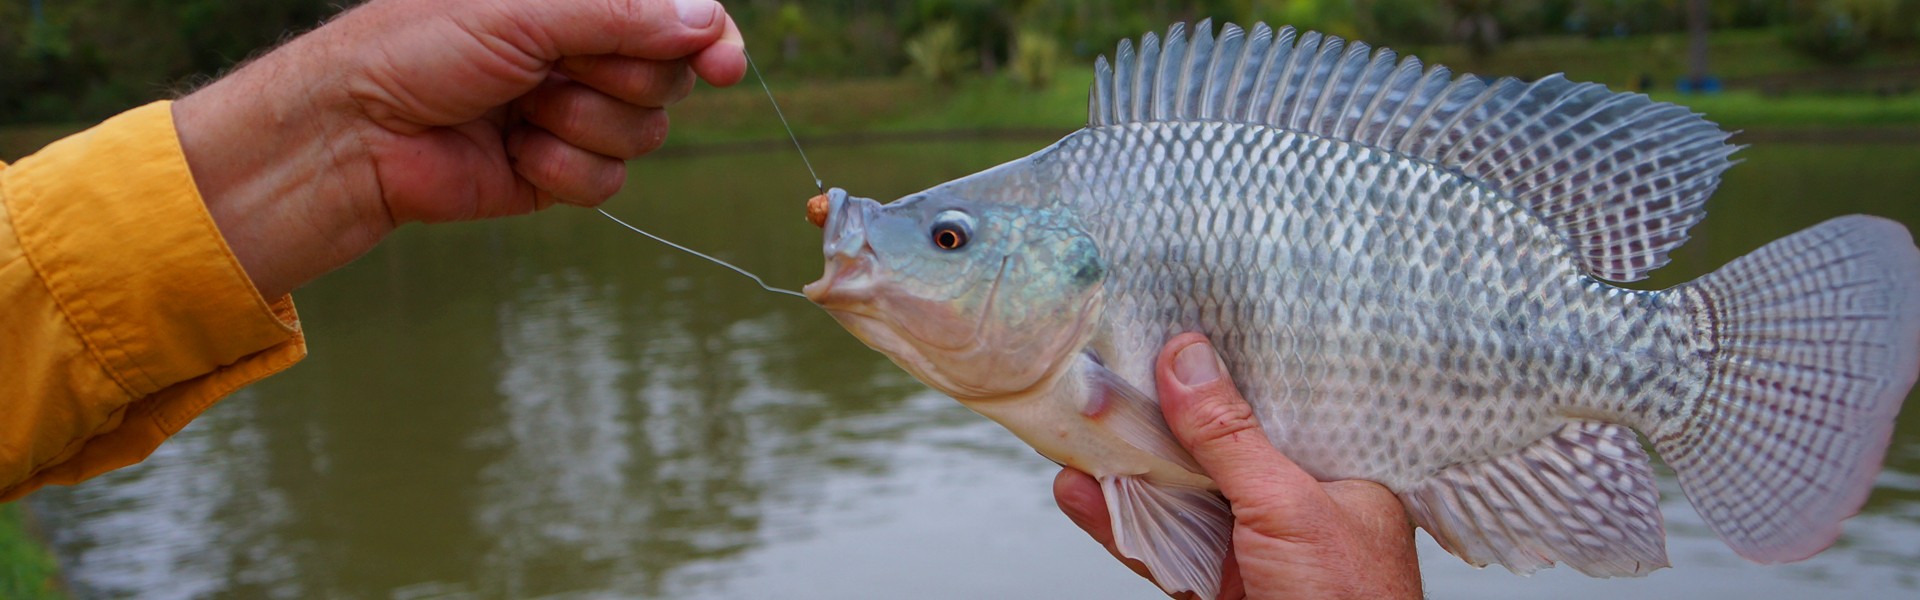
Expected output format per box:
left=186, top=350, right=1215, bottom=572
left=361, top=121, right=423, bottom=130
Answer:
left=21, top=137, right=1920, bottom=598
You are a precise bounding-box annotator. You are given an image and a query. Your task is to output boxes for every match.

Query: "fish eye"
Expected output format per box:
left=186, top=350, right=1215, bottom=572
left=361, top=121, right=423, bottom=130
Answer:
left=930, top=211, right=973, bottom=251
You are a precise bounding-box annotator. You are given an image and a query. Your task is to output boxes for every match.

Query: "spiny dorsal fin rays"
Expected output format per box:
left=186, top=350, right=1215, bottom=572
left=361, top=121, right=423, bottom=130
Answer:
left=1088, top=21, right=1738, bottom=282
left=1214, top=23, right=1261, bottom=121
left=1198, top=22, right=1242, bottom=120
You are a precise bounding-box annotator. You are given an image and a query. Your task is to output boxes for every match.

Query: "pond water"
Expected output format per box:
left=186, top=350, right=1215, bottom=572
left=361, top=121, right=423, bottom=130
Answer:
left=18, top=136, right=1920, bottom=599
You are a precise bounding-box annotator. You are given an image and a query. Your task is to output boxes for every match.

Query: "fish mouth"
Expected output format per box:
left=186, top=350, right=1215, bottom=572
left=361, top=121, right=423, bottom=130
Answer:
left=804, top=252, right=876, bottom=306
left=804, top=188, right=878, bottom=306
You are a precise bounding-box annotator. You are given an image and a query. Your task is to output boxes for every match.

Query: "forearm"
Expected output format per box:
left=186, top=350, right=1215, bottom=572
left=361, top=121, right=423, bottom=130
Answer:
left=173, top=25, right=389, bottom=300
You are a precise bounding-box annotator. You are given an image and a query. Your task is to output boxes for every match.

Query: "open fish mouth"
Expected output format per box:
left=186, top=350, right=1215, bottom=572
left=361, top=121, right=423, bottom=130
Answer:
left=804, top=188, right=878, bottom=306
left=804, top=252, right=876, bottom=305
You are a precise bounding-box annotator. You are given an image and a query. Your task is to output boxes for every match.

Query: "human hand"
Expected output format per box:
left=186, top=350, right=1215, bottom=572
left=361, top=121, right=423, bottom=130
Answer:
left=173, top=0, right=746, bottom=298
left=1053, top=334, right=1423, bottom=599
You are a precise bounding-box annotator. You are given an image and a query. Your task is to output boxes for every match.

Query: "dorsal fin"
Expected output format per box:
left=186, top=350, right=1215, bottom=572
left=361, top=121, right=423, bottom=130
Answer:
left=1088, top=20, right=1739, bottom=282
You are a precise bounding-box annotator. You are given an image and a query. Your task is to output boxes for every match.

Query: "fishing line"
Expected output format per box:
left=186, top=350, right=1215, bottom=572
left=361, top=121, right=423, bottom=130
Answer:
left=596, top=208, right=809, bottom=299
left=744, top=48, right=824, bottom=194
left=590, top=47, right=825, bottom=301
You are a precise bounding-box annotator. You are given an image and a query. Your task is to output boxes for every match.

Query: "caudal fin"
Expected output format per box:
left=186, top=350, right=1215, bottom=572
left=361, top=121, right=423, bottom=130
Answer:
left=1658, top=215, right=1920, bottom=563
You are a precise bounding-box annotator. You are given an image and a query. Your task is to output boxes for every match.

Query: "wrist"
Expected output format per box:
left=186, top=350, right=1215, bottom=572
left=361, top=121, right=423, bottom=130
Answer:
left=173, top=32, right=390, bottom=299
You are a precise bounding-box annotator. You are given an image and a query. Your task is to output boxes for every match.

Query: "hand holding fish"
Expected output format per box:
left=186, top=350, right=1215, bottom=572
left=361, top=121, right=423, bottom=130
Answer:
left=173, top=0, right=747, bottom=298
left=1053, top=334, right=1422, bottom=600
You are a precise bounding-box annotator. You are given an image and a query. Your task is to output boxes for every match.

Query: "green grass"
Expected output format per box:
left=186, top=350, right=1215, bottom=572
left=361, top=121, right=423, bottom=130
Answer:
left=1653, top=91, right=1920, bottom=128
left=0, top=504, right=65, bottom=600
left=1406, top=29, right=1836, bottom=88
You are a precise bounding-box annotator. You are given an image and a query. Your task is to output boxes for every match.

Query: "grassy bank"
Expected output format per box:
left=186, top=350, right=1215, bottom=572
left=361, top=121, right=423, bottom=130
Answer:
left=1, top=504, right=64, bottom=600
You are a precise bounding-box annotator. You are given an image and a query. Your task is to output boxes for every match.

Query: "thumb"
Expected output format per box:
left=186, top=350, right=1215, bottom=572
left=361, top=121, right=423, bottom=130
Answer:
left=1156, top=334, right=1321, bottom=506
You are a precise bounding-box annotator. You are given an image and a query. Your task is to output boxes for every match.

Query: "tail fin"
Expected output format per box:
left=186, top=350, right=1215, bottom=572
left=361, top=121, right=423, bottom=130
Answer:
left=1657, top=215, right=1920, bottom=563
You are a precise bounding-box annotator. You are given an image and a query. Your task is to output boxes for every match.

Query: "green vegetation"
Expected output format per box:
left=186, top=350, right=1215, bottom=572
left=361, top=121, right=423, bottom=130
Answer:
left=0, top=504, right=64, bottom=600
left=5, top=1, right=1920, bottom=126
left=1656, top=91, right=1920, bottom=128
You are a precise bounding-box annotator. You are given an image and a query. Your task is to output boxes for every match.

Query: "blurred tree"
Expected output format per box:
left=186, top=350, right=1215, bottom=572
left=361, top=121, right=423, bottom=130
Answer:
left=776, top=3, right=807, bottom=64
left=1250, top=0, right=1362, bottom=38
left=1009, top=28, right=1062, bottom=89
left=1788, top=0, right=1906, bottom=63
left=1357, top=0, right=1452, bottom=45
left=0, top=0, right=339, bottom=125
left=4, top=0, right=1920, bottom=125
left=904, top=20, right=974, bottom=84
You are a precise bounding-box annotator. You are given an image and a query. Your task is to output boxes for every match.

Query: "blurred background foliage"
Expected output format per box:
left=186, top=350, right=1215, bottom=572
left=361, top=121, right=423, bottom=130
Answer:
left=1, top=0, right=1918, bottom=127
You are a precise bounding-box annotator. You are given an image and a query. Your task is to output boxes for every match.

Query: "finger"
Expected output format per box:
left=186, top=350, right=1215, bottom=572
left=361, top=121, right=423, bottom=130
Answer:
left=1156, top=334, right=1322, bottom=507
left=1052, top=469, right=1157, bottom=583
left=479, top=0, right=731, bottom=61
left=517, top=79, right=670, bottom=159
left=1054, top=469, right=1113, bottom=545
left=1215, top=546, right=1247, bottom=600
left=506, top=126, right=626, bottom=206
left=557, top=56, right=695, bottom=108
left=691, top=13, right=746, bottom=86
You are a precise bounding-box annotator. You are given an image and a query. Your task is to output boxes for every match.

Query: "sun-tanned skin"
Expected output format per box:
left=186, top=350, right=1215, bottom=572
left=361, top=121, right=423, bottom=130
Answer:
left=174, top=0, right=746, bottom=299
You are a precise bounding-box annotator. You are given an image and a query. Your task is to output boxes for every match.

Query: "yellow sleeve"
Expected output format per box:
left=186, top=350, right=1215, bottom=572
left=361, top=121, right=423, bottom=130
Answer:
left=0, top=101, right=307, bottom=501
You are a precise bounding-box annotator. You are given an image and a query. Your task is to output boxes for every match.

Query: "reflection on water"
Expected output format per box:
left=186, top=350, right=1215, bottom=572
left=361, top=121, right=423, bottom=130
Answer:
left=26, top=394, right=300, bottom=598
left=21, top=139, right=1920, bottom=598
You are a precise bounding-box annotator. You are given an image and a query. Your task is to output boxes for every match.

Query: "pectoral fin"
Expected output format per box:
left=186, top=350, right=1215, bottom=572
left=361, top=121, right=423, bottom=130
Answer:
left=1102, top=475, right=1233, bottom=600
left=1078, top=355, right=1204, bottom=474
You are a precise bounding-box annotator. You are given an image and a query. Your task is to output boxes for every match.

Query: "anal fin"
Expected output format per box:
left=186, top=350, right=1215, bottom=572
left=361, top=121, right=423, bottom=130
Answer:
left=1402, top=421, right=1669, bottom=577
left=1102, top=475, right=1233, bottom=599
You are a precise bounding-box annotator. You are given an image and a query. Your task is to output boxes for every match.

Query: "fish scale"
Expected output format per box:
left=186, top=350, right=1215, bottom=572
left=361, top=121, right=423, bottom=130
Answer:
left=807, top=20, right=1920, bottom=599
left=1060, top=123, right=1666, bottom=482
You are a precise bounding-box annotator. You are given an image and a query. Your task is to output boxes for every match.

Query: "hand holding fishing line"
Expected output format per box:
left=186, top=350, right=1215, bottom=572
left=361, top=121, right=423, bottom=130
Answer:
left=1053, top=335, right=1423, bottom=600
left=173, top=0, right=746, bottom=299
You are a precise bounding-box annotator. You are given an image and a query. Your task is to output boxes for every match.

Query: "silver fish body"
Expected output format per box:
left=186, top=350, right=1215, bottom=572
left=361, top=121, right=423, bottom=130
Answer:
left=807, top=21, right=1920, bottom=598
left=1049, top=122, right=1696, bottom=490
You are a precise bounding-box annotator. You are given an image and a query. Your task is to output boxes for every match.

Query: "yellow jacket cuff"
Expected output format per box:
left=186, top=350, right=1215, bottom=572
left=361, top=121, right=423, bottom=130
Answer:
left=1, top=101, right=307, bottom=501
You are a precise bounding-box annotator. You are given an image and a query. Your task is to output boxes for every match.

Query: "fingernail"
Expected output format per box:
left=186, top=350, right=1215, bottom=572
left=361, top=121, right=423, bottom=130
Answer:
left=675, top=0, right=718, bottom=28
left=1173, top=342, right=1220, bottom=386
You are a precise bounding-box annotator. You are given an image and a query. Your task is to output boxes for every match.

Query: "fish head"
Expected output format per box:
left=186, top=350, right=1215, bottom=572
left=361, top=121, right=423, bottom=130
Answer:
left=805, top=187, right=1107, bottom=400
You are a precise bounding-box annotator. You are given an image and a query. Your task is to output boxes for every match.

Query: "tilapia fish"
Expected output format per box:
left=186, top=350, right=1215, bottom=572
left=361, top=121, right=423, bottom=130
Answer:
left=804, top=21, right=1920, bottom=598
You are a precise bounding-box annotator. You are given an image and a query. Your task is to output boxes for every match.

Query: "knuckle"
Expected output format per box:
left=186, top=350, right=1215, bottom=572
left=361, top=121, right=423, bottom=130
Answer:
left=660, top=65, right=695, bottom=104
left=1180, top=392, right=1261, bottom=446
left=626, top=71, right=664, bottom=105
left=529, top=149, right=574, bottom=189
left=590, top=163, right=626, bottom=200
left=554, top=87, right=595, bottom=138
left=1235, top=496, right=1337, bottom=544
left=620, top=61, right=689, bottom=107
left=628, top=109, right=669, bottom=155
